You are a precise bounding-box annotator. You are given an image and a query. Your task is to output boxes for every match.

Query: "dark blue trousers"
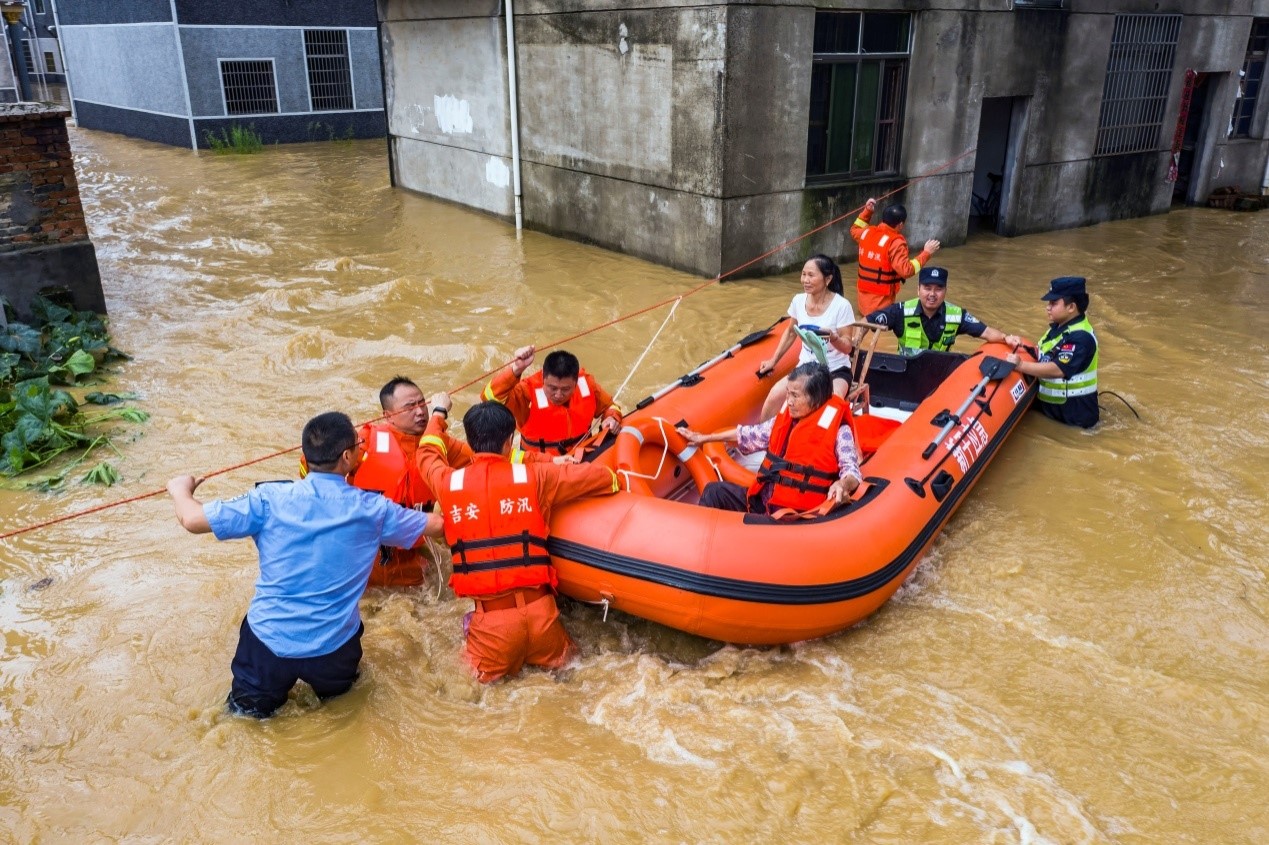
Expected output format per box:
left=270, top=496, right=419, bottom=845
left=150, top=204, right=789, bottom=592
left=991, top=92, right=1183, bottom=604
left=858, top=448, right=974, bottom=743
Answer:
left=227, top=617, right=363, bottom=718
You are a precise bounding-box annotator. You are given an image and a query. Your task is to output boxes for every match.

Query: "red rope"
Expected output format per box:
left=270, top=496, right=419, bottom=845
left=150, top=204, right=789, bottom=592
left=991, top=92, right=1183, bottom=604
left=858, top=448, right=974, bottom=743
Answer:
left=0, top=148, right=975, bottom=542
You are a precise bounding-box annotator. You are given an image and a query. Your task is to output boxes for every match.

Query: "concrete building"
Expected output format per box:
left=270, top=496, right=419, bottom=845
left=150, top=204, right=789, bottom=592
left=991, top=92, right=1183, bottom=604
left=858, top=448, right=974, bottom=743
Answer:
left=381, top=1, right=1269, bottom=278
left=1, top=0, right=63, bottom=103
left=55, top=0, right=386, bottom=149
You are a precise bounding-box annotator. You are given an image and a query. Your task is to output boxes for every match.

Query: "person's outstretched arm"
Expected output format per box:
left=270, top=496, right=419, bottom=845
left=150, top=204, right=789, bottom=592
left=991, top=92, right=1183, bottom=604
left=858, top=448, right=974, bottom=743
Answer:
left=167, top=475, right=212, bottom=534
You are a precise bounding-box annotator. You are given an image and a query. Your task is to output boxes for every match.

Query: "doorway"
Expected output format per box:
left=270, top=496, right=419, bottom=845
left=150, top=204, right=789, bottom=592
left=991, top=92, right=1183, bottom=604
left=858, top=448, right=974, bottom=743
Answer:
left=1173, top=72, right=1213, bottom=205
left=969, top=96, right=1028, bottom=235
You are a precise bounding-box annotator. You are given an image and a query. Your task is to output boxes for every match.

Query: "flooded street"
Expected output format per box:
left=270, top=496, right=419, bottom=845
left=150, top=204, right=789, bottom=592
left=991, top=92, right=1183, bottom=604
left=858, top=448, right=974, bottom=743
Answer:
left=1, top=129, right=1266, bottom=843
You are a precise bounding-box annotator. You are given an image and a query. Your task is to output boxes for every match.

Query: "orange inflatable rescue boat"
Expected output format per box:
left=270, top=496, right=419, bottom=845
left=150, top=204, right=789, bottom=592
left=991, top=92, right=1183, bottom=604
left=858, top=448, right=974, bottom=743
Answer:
left=548, top=318, right=1037, bottom=644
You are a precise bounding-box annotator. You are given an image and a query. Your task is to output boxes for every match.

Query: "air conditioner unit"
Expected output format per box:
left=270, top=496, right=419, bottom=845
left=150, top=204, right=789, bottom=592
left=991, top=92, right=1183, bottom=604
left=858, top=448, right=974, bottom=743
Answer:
left=1011, top=0, right=1067, bottom=8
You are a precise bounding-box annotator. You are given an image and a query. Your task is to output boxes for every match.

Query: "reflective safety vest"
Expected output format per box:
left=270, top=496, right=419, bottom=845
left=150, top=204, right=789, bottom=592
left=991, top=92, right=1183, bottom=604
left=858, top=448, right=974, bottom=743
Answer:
left=898, top=300, right=963, bottom=355
left=350, top=423, right=433, bottom=508
left=856, top=223, right=915, bottom=296
left=1037, top=316, right=1099, bottom=405
left=750, top=396, right=849, bottom=512
left=517, top=369, right=600, bottom=454
left=440, top=455, right=554, bottom=597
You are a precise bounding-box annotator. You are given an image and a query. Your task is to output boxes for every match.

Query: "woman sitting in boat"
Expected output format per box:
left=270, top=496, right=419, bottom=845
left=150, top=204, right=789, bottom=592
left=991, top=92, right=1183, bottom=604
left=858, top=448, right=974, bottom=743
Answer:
left=756, top=255, right=856, bottom=421
left=677, top=363, right=861, bottom=514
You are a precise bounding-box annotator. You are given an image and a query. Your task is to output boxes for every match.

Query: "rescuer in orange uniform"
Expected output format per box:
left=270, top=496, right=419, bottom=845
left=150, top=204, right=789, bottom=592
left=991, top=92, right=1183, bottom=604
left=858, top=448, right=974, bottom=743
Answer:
left=850, top=198, right=941, bottom=317
left=347, top=377, right=472, bottom=589
left=483, top=346, right=622, bottom=455
left=417, top=394, right=620, bottom=682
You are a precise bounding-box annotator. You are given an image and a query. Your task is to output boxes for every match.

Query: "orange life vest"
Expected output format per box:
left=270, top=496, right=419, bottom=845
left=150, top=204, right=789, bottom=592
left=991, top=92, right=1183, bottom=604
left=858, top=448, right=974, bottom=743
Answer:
left=856, top=223, right=906, bottom=296
left=440, top=455, right=554, bottom=597
left=350, top=423, right=434, bottom=509
left=749, top=396, right=849, bottom=512
left=518, top=370, right=600, bottom=454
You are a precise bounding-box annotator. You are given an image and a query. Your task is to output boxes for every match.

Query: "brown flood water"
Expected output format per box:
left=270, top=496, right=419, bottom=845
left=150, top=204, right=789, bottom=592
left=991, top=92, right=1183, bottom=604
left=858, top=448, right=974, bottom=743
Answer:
left=1, top=130, right=1266, bottom=843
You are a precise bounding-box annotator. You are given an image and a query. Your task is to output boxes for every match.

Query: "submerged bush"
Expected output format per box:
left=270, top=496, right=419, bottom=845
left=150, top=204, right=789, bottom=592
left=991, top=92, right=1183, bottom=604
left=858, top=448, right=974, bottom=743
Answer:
left=0, top=297, right=146, bottom=487
left=205, top=124, right=264, bottom=154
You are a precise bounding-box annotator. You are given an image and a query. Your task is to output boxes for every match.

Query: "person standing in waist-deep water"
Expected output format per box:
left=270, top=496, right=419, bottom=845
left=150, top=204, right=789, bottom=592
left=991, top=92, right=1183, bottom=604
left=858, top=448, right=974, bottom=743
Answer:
left=1005, top=276, right=1099, bottom=429
left=850, top=197, right=940, bottom=317
left=416, top=396, right=620, bottom=682
left=167, top=411, right=441, bottom=718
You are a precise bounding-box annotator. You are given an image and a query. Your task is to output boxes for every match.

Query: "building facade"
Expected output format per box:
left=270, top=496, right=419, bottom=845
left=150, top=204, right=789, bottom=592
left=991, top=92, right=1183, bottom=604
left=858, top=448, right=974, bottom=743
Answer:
left=381, top=1, right=1269, bottom=277
left=56, top=0, right=385, bottom=149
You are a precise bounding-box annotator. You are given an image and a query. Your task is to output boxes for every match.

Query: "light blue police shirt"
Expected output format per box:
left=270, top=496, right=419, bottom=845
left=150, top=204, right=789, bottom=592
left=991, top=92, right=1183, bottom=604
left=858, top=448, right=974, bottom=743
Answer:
left=204, top=472, right=429, bottom=658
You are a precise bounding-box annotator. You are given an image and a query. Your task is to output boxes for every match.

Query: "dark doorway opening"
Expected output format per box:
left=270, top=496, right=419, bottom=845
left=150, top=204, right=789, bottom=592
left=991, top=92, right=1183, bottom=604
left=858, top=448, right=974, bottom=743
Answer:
left=1173, top=73, right=1213, bottom=205
left=969, top=96, right=1028, bottom=236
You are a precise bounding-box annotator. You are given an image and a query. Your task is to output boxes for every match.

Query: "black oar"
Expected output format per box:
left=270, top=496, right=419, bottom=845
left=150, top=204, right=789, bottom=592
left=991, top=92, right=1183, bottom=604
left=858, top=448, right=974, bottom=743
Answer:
left=920, top=356, right=1016, bottom=460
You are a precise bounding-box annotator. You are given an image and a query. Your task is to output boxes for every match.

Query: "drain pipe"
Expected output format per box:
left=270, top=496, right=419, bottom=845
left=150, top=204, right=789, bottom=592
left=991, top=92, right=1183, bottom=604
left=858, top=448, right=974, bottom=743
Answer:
left=504, top=0, right=523, bottom=232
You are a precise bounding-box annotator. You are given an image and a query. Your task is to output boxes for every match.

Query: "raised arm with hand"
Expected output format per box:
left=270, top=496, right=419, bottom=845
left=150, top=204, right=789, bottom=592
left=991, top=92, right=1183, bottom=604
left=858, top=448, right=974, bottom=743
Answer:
left=167, top=475, right=212, bottom=534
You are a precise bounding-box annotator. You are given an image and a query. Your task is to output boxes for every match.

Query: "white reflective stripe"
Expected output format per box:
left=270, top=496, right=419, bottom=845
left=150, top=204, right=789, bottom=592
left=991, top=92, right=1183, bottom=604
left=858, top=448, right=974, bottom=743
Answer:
left=449, top=468, right=466, bottom=491
left=677, top=444, right=698, bottom=463
left=577, top=378, right=591, bottom=398
left=817, top=406, right=839, bottom=429
left=511, top=463, right=528, bottom=484
left=375, top=430, right=391, bottom=453
left=620, top=425, right=645, bottom=445
left=946, top=312, right=962, bottom=326
left=1040, top=383, right=1098, bottom=398
left=878, top=234, right=891, bottom=247
left=534, top=387, right=549, bottom=409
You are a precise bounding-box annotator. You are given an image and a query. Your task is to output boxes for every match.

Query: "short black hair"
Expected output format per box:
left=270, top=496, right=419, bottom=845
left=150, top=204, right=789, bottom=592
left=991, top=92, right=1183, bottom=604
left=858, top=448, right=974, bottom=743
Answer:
left=302, top=411, right=357, bottom=468
left=379, top=376, right=418, bottom=410
left=1071, top=293, right=1090, bottom=315
left=881, top=204, right=907, bottom=227
left=789, top=362, right=833, bottom=409
left=463, top=401, right=517, bottom=454
left=542, top=350, right=580, bottom=380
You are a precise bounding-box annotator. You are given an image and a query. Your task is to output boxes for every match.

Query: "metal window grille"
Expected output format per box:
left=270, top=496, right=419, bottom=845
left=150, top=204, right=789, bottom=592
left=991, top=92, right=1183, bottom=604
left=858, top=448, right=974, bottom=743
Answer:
left=220, top=59, right=279, bottom=116
left=21, top=40, right=35, bottom=74
left=1094, top=14, right=1182, bottom=156
left=806, top=12, right=911, bottom=180
left=304, top=29, right=354, bottom=112
left=1231, top=19, right=1269, bottom=138
left=43, top=51, right=55, bottom=73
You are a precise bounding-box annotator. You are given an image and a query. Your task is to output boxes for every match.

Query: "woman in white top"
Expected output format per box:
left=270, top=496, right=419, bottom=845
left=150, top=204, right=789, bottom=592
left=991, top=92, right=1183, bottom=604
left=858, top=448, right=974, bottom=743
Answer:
left=757, top=255, right=856, bottom=421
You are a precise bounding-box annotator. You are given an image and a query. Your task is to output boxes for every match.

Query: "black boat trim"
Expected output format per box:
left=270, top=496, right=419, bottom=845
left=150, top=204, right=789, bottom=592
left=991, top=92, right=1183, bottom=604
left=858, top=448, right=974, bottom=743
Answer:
left=547, top=381, right=1036, bottom=605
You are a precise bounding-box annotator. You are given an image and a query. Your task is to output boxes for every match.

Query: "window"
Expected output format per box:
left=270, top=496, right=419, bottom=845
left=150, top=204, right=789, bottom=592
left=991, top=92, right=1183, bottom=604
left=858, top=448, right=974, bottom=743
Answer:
left=304, top=29, right=354, bottom=111
left=34, top=0, right=46, bottom=14
left=21, top=40, right=34, bottom=74
left=220, top=59, right=279, bottom=115
left=1094, top=14, right=1182, bottom=156
left=806, top=11, right=910, bottom=180
left=1231, top=19, right=1268, bottom=138
left=43, top=51, right=56, bottom=73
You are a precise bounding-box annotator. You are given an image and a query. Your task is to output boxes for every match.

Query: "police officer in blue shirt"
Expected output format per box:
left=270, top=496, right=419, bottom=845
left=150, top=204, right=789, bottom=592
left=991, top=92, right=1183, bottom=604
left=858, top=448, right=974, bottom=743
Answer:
left=864, top=266, right=1009, bottom=355
left=1006, top=276, right=1099, bottom=428
left=167, top=411, right=442, bottom=718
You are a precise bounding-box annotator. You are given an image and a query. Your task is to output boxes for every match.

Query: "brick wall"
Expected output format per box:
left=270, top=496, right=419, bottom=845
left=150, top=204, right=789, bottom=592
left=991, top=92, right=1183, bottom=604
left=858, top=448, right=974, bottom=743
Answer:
left=0, top=103, right=88, bottom=255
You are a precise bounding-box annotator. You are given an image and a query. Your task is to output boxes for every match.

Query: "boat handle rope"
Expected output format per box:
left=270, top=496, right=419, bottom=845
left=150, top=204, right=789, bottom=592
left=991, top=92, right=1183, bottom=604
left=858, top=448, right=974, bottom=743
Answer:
left=0, top=147, right=977, bottom=543
left=616, top=416, right=676, bottom=491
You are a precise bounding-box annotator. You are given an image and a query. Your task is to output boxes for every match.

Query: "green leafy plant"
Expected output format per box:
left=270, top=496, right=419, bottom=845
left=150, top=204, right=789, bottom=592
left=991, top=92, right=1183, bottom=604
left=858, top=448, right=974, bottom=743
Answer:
left=0, top=296, right=145, bottom=487
left=205, top=124, right=264, bottom=154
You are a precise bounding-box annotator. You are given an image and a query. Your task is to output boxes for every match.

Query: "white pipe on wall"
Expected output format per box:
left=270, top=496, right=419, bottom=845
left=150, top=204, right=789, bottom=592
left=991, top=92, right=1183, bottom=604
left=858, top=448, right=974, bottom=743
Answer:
left=504, top=0, right=523, bottom=232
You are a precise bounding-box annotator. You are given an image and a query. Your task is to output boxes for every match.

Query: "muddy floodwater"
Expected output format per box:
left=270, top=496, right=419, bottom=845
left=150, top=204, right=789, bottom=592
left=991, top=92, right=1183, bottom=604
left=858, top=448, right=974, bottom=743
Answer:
left=1, top=130, right=1266, bottom=843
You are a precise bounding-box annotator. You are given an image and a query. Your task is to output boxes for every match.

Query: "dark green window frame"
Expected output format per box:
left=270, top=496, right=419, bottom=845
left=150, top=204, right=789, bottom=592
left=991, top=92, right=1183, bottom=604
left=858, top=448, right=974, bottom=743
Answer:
left=1232, top=19, right=1268, bottom=139
left=806, top=11, right=911, bottom=181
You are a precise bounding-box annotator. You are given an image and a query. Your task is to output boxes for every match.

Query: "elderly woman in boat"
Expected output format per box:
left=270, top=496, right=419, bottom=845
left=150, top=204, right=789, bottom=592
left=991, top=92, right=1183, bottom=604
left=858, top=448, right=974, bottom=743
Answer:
left=677, top=362, right=861, bottom=514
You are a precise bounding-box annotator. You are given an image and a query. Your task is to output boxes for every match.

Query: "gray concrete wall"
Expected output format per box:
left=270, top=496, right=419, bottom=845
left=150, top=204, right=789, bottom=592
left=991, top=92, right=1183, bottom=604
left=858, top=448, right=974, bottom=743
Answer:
left=57, top=24, right=188, bottom=116
left=382, top=1, right=1269, bottom=277
left=181, top=28, right=312, bottom=116
left=381, top=3, right=513, bottom=216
